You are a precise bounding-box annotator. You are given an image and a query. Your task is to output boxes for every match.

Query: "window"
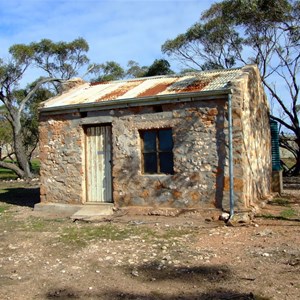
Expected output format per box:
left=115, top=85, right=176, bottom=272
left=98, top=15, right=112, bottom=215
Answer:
left=140, top=128, right=174, bottom=175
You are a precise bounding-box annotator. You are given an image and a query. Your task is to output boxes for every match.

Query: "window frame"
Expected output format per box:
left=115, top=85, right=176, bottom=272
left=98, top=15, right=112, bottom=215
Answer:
left=140, top=128, right=174, bottom=175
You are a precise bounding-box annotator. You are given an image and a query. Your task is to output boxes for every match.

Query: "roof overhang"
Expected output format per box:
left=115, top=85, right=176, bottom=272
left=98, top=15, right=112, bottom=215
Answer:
left=40, top=89, right=232, bottom=115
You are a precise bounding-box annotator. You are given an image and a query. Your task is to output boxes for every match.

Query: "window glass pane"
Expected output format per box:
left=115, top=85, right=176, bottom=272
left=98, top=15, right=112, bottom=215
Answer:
left=143, top=131, right=157, bottom=152
left=144, top=153, right=157, bottom=174
left=159, top=153, right=174, bottom=174
left=159, top=129, right=173, bottom=151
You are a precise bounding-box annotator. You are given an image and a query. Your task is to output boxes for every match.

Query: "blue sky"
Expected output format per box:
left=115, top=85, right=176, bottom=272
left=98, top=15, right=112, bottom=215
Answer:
left=0, top=0, right=215, bottom=81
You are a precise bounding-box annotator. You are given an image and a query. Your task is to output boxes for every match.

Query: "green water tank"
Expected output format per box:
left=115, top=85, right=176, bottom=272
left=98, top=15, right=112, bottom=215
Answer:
left=270, top=120, right=281, bottom=171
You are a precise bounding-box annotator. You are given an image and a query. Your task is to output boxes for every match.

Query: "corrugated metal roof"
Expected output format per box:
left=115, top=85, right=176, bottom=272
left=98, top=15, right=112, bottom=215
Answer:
left=42, top=68, right=243, bottom=109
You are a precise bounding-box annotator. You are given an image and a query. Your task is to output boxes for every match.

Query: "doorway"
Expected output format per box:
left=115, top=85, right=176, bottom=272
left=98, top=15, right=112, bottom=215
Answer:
left=85, top=125, right=112, bottom=203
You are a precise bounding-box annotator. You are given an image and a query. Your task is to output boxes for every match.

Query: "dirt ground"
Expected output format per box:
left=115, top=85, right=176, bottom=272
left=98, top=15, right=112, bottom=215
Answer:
left=0, top=181, right=299, bottom=300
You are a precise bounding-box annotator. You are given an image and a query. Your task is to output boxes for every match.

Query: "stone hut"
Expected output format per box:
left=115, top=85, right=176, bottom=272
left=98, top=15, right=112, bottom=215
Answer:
left=37, top=65, right=272, bottom=214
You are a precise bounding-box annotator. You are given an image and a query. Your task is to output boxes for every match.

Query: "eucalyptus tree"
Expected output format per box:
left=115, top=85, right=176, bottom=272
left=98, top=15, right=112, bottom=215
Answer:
left=0, top=38, right=90, bottom=179
left=89, top=61, right=125, bottom=82
left=88, top=59, right=174, bottom=82
left=143, top=59, right=174, bottom=77
left=126, top=60, right=149, bottom=78
left=162, top=0, right=300, bottom=174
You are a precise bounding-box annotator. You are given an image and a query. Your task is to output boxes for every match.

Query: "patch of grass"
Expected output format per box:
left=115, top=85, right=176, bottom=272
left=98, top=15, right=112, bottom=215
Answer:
left=0, top=209, right=22, bottom=230
left=0, top=158, right=40, bottom=180
left=0, top=204, right=9, bottom=213
left=0, top=167, right=17, bottom=180
left=268, top=198, right=290, bottom=206
left=59, top=226, right=87, bottom=247
left=59, top=224, right=156, bottom=247
left=260, top=213, right=275, bottom=219
left=0, top=211, right=66, bottom=233
left=31, top=159, right=40, bottom=175
left=260, top=209, right=299, bottom=221
left=161, top=227, right=194, bottom=239
left=129, top=225, right=157, bottom=240
left=280, top=208, right=298, bottom=219
left=21, top=216, right=66, bottom=232
left=25, top=217, right=47, bottom=231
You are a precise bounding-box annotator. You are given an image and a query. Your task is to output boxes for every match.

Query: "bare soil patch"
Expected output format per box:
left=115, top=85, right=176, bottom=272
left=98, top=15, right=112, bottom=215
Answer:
left=0, top=181, right=299, bottom=300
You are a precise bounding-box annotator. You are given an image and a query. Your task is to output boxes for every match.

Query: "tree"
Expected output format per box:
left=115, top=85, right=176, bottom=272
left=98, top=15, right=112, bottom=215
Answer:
left=126, top=60, right=149, bottom=78
left=0, top=38, right=90, bottom=179
left=89, top=61, right=125, bottom=82
left=20, top=81, right=55, bottom=162
left=162, top=0, right=300, bottom=174
left=143, top=59, right=174, bottom=77
left=88, top=59, right=174, bottom=82
left=11, top=38, right=90, bottom=92
left=0, top=116, right=13, bottom=161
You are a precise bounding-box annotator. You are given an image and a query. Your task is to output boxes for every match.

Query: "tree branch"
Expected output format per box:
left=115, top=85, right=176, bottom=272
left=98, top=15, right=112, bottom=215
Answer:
left=270, top=114, right=295, bottom=132
left=0, top=160, right=24, bottom=178
left=18, top=77, right=63, bottom=114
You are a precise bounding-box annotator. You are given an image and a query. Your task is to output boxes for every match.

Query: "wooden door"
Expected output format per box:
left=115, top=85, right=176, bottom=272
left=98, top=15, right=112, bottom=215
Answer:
left=85, top=125, right=112, bottom=203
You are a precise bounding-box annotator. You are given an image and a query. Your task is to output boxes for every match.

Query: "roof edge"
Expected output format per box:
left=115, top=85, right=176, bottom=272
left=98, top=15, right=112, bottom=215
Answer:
left=40, top=89, right=232, bottom=115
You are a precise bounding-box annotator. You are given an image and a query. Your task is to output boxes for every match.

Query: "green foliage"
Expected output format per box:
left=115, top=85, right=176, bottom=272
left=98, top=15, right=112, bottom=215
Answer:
left=89, top=61, right=125, bottom=82
left=0, top=119, right=13, bottom=147
left=162, top=0, right=300, bottom=174
left=21, top=80, right=55, bottom=156
left=143, top=59, right=174, bottom=77
left=10, top=38, right=89, bottom=80
left=163, top=0, right=299, bottom=92
left=162, top=20, right=241, bottom=70
left=204, top=0, right=294, bottom=25
left=126, top=60, right=149, bottom=78
left=8, top=43, right=35, bottom=64
left=0, top=38, right=90, bottom=178
left=89, top=58, right=174, bottom=82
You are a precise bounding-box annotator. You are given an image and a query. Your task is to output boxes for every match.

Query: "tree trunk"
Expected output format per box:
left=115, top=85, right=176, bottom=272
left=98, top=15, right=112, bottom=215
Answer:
left=14, top=132, right=32, bottom=179
left=12, top=117, right=33, bottom=179
left=292, top=137, right=300, bottom=176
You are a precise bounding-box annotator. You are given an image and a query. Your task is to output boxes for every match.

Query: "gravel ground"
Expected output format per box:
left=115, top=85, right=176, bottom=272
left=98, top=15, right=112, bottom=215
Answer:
left=0, top=182, right=299, bottom=300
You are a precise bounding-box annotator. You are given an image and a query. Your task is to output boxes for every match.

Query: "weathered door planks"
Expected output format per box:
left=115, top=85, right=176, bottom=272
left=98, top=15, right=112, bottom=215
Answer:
left=85, top=125, right=112, bottom=203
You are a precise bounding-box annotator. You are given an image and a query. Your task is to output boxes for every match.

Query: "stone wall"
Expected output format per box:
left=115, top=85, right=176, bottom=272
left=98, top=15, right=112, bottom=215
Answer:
left=111, top=100, right=227, bottom=208
left=39, top=65, right=272, bottom=210
left=39, top=100, right=228, bottom=208
left=39, top=113, right=84, bottom=204
left=228, top=65, right=272, bottom=209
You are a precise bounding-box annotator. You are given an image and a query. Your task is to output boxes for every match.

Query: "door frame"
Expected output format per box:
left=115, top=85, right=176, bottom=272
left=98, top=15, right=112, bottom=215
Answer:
left=83, top=124, right=113, bottom=204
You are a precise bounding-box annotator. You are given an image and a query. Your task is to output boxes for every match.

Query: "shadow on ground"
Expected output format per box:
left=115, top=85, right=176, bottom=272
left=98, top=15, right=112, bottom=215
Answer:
left=102, top=289, right=258, bottom=300
left=132, top=263, right=231, bottom=282
left=0, top=186, right=40, bottom=208
left=45, top=287, right=258, bottom=300
left=45, top=264, right=260, bottom=300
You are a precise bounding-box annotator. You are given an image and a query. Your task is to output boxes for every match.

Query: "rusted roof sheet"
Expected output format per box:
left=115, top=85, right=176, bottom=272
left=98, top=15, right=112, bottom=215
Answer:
left=42, top=68, right=243, bottom=109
